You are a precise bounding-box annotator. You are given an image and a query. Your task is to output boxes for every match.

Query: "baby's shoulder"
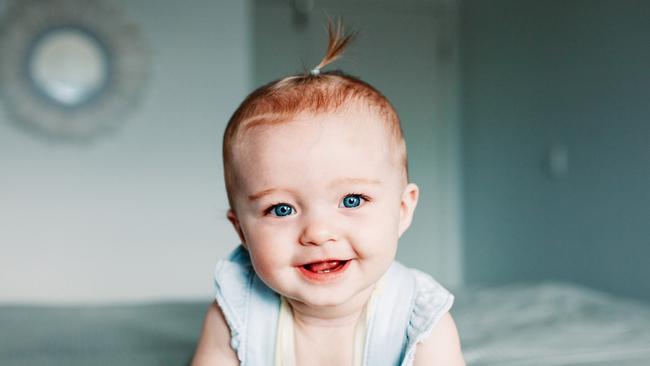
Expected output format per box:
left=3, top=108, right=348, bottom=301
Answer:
left=383, top=262, right=455, bottom=364
left=385, top=261, right=454, bottom=317
left=213, top=245, right=280, bottom=364
left=404, top=267, right=454, bottom=339
left=192, top=301, right=239, bottom=366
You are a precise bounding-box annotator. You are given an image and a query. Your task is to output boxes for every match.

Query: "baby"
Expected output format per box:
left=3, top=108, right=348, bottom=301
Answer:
left=192, top=22, right=464, bottom=366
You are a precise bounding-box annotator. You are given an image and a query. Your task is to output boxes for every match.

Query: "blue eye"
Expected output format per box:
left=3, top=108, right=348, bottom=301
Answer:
left=341, top=194, right=363, bottom=208
left=271, top=204, right=294, bottom=217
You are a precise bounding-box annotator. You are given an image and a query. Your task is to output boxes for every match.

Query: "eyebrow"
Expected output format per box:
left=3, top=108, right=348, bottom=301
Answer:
left=247, top=178, right=381, bottom=201
left=328, top=177, right=382, bottom=187
left=247, top=188, right=289, bottom=201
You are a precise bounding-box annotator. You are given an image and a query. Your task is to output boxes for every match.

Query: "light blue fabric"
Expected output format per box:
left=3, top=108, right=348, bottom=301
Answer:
left=214, top=245, right=454, bottom=366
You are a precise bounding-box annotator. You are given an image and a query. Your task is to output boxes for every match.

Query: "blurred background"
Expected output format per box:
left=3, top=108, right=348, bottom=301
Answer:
left=0, top=0, right=648, bottom=306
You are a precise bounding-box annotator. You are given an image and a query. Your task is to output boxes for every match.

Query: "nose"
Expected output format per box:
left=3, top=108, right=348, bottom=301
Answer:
left=298, top=214, right=338, bottom=246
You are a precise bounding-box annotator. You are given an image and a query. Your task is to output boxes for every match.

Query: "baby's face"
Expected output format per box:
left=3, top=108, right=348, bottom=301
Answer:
left=228, top=104, right=418, bottom=308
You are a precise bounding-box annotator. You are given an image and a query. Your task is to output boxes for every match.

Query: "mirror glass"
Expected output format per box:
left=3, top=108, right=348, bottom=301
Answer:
left=29, top=29, right=109, bottom=106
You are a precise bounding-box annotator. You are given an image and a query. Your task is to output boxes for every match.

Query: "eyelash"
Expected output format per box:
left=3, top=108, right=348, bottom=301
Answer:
left=263, top=193, right=372, bottom=216
left=342, top=193, right=372, bottom=206
left=264, top=203, right=294, bottom=216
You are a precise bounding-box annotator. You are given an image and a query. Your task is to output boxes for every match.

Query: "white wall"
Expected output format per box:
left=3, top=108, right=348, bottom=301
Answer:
left=0, top=0, right=250, bottom=303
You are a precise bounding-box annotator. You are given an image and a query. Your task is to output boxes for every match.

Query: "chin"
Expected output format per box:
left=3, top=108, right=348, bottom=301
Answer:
left=292, top=288, right=355, bottom=308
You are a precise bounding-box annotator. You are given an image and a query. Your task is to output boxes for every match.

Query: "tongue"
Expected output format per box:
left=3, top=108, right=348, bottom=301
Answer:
left=306, top=260, right=343, bottom=272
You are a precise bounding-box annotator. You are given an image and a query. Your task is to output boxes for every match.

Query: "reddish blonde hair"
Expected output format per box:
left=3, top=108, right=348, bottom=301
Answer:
left=223, top=21, right=407, bottom=206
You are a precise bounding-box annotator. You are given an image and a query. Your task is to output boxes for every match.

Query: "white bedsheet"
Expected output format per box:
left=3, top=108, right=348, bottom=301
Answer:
left=453, top=282, right=650, bottom=365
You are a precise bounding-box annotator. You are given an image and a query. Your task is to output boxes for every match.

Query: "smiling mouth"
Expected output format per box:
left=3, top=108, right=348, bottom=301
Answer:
left=302, top=260, right=348, bottom=273
left=298, top=259, right=351, bottom=281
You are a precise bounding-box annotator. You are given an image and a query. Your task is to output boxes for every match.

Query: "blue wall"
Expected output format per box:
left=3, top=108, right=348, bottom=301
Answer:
left=461, top=0, right=650, bottom=301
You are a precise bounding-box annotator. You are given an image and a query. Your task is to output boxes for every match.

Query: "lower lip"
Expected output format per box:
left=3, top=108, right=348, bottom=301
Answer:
left=297, top=260, right=351, bottom=282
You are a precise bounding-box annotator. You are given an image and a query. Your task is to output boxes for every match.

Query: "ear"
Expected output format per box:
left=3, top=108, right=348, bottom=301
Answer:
left=398, top=183, right=419, bottom=238
left=227, top=209, right=247, bottom=248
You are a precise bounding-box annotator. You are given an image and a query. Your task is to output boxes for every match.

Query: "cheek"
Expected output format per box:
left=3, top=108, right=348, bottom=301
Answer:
left=241, top=220, right=295, bottom=276
left=249, top=254, right=277, bottom=280
left=351, top=203, right=401, bottom=256
left=246, top=221, right=295, bottom=245
left=247, top=243, right=286, bottom=289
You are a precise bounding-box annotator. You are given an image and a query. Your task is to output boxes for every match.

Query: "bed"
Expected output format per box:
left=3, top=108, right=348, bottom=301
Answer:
left=454, top=282, right=650, bottom=365
left=2, top=282, right=650, bottom=365
left=0, top=302, right=205, bottom=365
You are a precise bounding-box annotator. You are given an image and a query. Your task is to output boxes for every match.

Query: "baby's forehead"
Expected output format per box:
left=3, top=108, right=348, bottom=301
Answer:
left=230, top=109, right=406, bottom=179
left=223, top=97, right=409, bottom=201
left=236, top=115, right=399, bottom=172
left=239, top=102, right=393, bottom=142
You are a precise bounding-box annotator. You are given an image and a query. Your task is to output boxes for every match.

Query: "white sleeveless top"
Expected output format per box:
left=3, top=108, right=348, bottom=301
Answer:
left=274, top=281, right=380, bottom=366
left=214, top=245, right=453, bottom=366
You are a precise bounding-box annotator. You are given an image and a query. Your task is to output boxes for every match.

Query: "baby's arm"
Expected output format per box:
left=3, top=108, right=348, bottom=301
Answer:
left=191, top=301, right=239, bottom=366
left=412, top=312, right=465, bottom=365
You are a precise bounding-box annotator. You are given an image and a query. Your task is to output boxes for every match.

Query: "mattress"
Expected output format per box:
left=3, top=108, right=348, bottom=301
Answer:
left=453, top=282, right=650, bottom=365
left=0, top=301, right=205, bottom=366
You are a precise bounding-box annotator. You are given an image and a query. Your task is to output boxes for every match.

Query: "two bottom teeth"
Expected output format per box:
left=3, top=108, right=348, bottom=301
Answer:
left=304, top=260, right=347, bottom=273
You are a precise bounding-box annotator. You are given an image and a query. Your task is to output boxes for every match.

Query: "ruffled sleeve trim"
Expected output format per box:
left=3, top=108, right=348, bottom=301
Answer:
left=213, top=245, right=253, bottom=363
left=401, top=269, right=455, bottom=366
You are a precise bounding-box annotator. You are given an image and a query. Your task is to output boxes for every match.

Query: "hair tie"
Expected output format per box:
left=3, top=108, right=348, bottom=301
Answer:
left=310, top=67, right=321, bottom=76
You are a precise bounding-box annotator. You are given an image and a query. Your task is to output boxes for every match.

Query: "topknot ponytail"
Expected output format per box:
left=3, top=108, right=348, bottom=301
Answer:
left=310, top=19, right=356, bottom=75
